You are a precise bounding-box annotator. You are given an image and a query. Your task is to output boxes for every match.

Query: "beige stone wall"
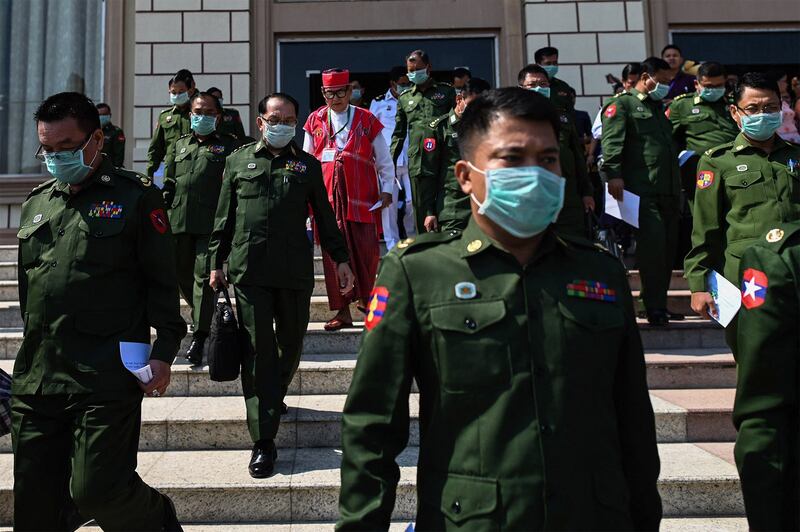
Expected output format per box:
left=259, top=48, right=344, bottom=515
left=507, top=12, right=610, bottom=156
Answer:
left=132, top=0, right=251, bottom=174
left=524, top=0, right=647, bottom=116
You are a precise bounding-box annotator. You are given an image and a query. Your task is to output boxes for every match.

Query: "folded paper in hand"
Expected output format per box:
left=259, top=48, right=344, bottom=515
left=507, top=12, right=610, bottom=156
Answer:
left=603, top=184, right=640, bottom=228
left=368, top=200, right=383, bottom=212
left=706, top=270, right=742, bottom=328
left=120, top=342, right=153, bottom=383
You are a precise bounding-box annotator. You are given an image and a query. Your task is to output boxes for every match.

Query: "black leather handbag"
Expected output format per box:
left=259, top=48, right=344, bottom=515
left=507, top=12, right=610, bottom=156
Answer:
left=204, top=288, right=243, bottom=382
left=586, top=211, right=626, bottom=267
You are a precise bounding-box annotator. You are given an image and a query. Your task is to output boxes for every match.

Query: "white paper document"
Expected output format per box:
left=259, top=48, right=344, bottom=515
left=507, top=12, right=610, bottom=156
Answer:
left=678, top=150, right=696, bottom=167
left=119, top=342, right=153, bottom=384
left=603, top=184, right=640, bottom=228
left=368, top=200, right=384, bottom=212
left=706, top=270, right=742, bottom=328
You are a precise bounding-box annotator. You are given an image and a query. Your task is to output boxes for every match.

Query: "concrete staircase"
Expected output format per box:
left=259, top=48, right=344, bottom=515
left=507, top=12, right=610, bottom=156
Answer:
left=0, top=244, right=748, bottom=530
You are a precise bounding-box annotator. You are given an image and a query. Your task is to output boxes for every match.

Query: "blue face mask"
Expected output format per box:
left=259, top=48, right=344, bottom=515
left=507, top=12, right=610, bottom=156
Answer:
left=191, top=114, right=217, bottom=136
left=408, top=68, right=429, bottom=85
left=527, top=86, right=551, bottom=99
left=648, top=82, right=670, bottom=101
left=170, top=91, right=190, bottom=106
left=469, top=163, right=565, bottom=238
left=351, top=89, right=363, bottom=101
left=218, top=98, right=224, bottom=107
left=264, top=123, right=296, bottom=149
left=739, top=111, right=783, bottom=142
left=396, top=83, right=412, bottom=94
left=699, top=87, right=725, bottom=102
left=42, top=136, right=99, bottom=185
left=99, top=115, right=111, bottom=127
left=541, top=65, right=559, bottom=79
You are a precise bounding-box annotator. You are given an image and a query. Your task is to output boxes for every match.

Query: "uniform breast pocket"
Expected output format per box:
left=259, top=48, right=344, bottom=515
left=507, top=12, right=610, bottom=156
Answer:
left=685, top=112, right=714, bottom=133
left=726, top=172, right=766, bottom=209
left=76, top=218, right=127, bottom=267
left=17, top=219, right=51, bottom=269
left=174, top=149, right=192, bottom=173
left=632, top=112, right=656, bottom=133
left=558, top=298, right=625, bottom=375
left=429, top=299, right=511, bottom=393
left=236, top=171, right=263, bottom=198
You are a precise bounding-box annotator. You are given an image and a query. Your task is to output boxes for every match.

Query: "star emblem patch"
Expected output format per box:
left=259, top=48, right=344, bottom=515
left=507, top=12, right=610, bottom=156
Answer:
left=741, top=268, right=768, bottom=310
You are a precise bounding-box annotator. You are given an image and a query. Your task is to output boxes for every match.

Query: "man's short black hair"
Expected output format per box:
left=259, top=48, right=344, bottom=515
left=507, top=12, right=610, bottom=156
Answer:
left=35, top=92, right=100, bottom=135
left=172, top=69, right=195, bottom=88
left=661, top=44, right=682, bottom=57
left=456, top=87, right=560, bottom=158
left=735, top=72, right=781, bottom=105
left=463, top=77, right=490, bottom=97
left=406, top=50, right=430, bottom=65
left=207, top=86, right=223, bottom=96
left=389, top=66, right=408, bottom=83
left=95, top=102, right=111, bottom=112
left=517, top=64, right=548, bottom=84
left=622, top=62, right=644, bottom=79
left=534, top=46, right=559, bottom=64
left=191, top=92, right=223, bottom=113
left=453, top=67, right=471, bottom=79
left=258, top=92, right=300, bottom=116
left=640, top=57, right=671, bottom=77
left=697, top=62, right=726, bottom=80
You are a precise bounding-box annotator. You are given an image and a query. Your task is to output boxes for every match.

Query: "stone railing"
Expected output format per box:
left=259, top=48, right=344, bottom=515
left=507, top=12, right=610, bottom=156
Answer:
left=0, top=174, right=48, bottom=244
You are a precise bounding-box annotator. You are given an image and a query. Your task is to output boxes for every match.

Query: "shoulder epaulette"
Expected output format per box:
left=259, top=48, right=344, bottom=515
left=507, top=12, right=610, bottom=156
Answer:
left=230, top=140, right=258, bottom=155
left=673, top=92, right=693, bottom=101
left=392, top=230, right=461, bottom=257
left=159, top=108, right=173, bottom=115
left=372, top=94, right=386, bottom=102
left=703, top=141, right=734, bottom=157
left=115, top=168, right=153, bottom=188
left=429, top=113, right=450, bottom=128
left=220, top=132, right=238, bottom=141
left=437, top=81, right=453, bottom=88
left=558, top=232, right=625, bottom=264
left=398, top=87, right=414, bottom=97
left=178, top=132, right=192, bottom=140
left=27, top=178, right=57, bottom=198
left=757, top=223, right=800, bottom=254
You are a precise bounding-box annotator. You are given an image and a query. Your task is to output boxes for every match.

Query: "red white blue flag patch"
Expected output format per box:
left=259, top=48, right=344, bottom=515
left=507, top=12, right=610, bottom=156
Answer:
left=365, top=286, right=389, bottom=330
left=741, top=268, right=768, bottom=309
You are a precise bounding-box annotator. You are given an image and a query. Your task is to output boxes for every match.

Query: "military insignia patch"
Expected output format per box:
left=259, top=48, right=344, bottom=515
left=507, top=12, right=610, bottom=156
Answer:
left=566, top=280, right=617, bottom=302
left=605, top=104, right=617, bottom=118
left=149, top=208, right=168, bottom=234
left=766, top=228, right=784, bottom=243
left=89, top=201, right=123, bottom=219
left=117, top=133, right=125, bottom=142
left=365, top=286, right=389, bottom=330
left=285, top=160, right=307, bottom=173
left=466, top=239, right=482, bottom=253
left=736, top=164, right=748, bottom=172
left=432, top=92, right=445, bottom=101
left=423, top=138, right=436, bottom=152
left=224, top=115, right=233, bottom=122
left=32, top=214, right=43, bottom=224
left=696, top=171, right=714, bottom=189
left=208, top=145, right=225, bottom=155
left=166, top=116, right=173, bottom=122
left=691, top=108, right=700, bottom=114
left=454, top=282, right=477, bottom=300
left=665, top=108, right=671, bottom=119
left=741, top=268, right=768, bottom=309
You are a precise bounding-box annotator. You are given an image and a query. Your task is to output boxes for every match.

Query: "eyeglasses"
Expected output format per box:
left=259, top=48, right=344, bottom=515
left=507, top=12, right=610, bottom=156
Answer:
left=34, top=134, right=92, bottom=162
left=322, top=88, right=348, bottom=100
left=737, top=104, right=781, bottom=116
left=258, top=116, right=298, bottom=127
left=519, top=83, right=548, bottom=89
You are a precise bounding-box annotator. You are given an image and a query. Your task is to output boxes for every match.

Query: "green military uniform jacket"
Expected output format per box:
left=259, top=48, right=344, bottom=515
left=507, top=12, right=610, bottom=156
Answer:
left=555, top=107, right=593, bottom=236
left=684, top=133, right=800, bottom=291
left=208, top=140, right=349, bottom=290
left=101, top=122, right=126, bottom=168
left=146, top=105, right=192, bottom=177
left=549, top=76, right=575, bottom=114
left=13, top=158, right=187, bottom=395
left=668, top=92, right=738, bottom=154
left=425, top=109, right=469, bottom=229
left=338, top=220, right=662, bottom=530
left=599, top=89, right=680, bottom=198
left=390, top=82, right=456, bottom=178
left=164, top=131, right=240, bottom=235
left=734, top=222, right=800, bottom=531
left=217, top=107, right=246, bottom=140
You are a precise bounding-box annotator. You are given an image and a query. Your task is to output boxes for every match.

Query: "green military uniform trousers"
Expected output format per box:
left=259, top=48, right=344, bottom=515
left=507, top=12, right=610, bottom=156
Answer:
left=234, top=284, right=313, bottom=442
left=174, top=233, right=215, bottom=336
left=409, top=176, right=439, bottom=233
left=11, top=392, right=166, bottom=530
left=637, top=195, right=681, bottom=311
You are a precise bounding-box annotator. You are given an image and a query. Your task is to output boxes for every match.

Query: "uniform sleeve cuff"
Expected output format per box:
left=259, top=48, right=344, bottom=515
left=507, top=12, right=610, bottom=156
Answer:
left=150, top=336, right=180, bottom=365
left=687, top=276, right=707, bottom=293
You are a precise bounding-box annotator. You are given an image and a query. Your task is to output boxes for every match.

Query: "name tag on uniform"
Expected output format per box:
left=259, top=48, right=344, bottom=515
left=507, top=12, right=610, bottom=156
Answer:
left=321, top=148, right=336, bottom=162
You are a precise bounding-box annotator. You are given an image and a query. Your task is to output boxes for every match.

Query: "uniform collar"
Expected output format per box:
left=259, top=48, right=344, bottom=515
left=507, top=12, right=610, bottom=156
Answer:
left=255, top=139, right=299, bottom=158
left=193, top=131, right=221, bottom=144
left=385, top=89, right=398, bottom=102
left=630, top=88, right=649, bottom=102
left=49, top=158, right=116, bottom=198
left=732, top=132, right=790, bottom=155
left=458, top=217, right=562, bottom=261
left=448, top=108, right=460, bottom=126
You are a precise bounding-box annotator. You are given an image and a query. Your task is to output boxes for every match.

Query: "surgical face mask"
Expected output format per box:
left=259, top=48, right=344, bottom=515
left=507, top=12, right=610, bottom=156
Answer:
left=527, top=86, right=551, bottom=99
left=351, top=89, right=362, bottom=101
left=739, top=111, right=783, bottom=142
left=699, top=87, right=725, bottom=102
left=648, top=81, right=669, bottom=101
left=468, top=162, right=565, bottom=238
left=395, top=83, right=412, bottom=94
left=170, top=91, right=190, bottom=106
left=99, top=115, right=111, bottom=127
left=264, top=122, right=296, bottom=149
left=217, top=98, right=224, bottom=106
left=541, top=64, right=559, bottom=79
left=408, top=68, right=429, bottom=85
left=191, top=114, right=217, bottom=136
left=42, top=136, right=99, bottom=185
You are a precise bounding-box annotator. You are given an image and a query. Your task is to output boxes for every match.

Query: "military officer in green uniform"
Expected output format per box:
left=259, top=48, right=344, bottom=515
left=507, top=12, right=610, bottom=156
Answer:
left=425, top=77, right=490, bottom=232
left=668, top=61, right=739, bottom=205
left=601, top=57, right=681, bottom=326
left=164, top=92, right=240, bottom=365
left=390, top=50, right=456, bottom=233
left=208, top=92, right=354, bottom=478
left=519, top=64, right=595, bottom=237
left=534, top=46, right=575, bottom=115
left=732, top=222, right=800, bottom=531
left=685, top=72, right=800, bottom=349
left=147, top=69, right=197, bottom=178
left=12, top=92, right=186, bottom=530
left=338, top=88, right=661, bottom=531
left=96, top=102, right=126, bottom=167
left=208, top=86, right=247, bottom=140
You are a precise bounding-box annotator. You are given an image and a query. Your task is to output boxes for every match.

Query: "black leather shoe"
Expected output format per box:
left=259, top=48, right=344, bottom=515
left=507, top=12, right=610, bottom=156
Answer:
left=248, top=439, right=277, bottom=479
left=647, top=309, right=669, bottom=327
left=666, top=310, right=685, bottom=321
left=185, top=334, right=206, bottom=366
left=281, top=402, right=288, bottom=416
left=162, top=495, right=184, bottom=532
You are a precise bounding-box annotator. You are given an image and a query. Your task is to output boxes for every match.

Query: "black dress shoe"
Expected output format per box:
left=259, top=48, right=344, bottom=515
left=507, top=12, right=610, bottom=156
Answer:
left=666, top=310, right=685, bottom=321
left=248, top=439, right=277, bottom=478
left=162, top=495, right=184, bottom=532
left=647, top=309, right=669, bottom=327
left=281, top=401, right=288, bottom=416
left=185, top=334, right=206, bottom=366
